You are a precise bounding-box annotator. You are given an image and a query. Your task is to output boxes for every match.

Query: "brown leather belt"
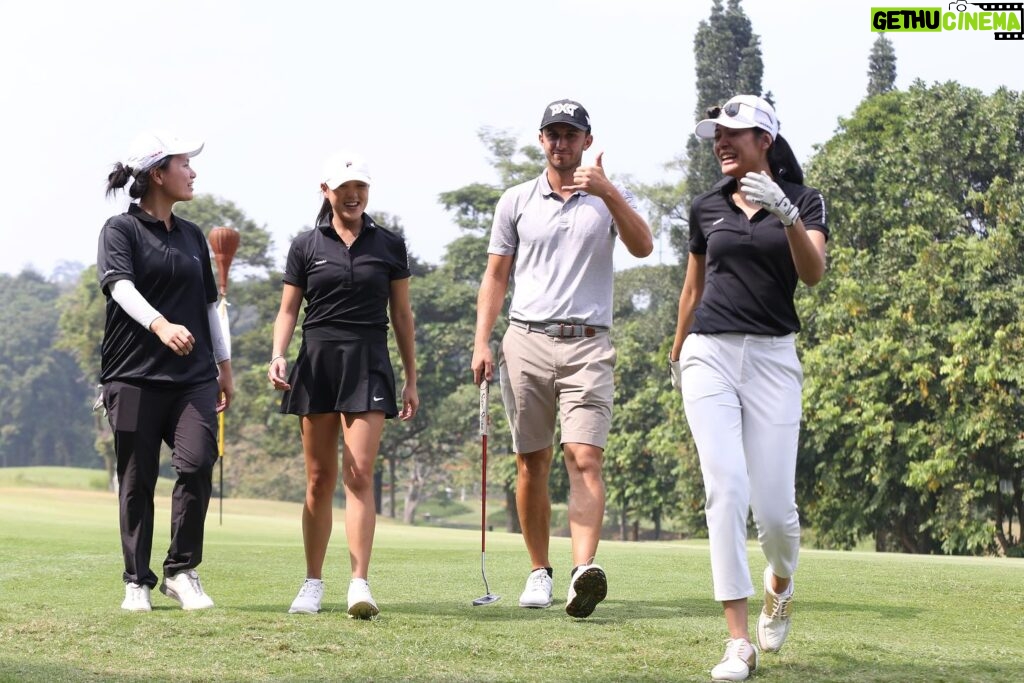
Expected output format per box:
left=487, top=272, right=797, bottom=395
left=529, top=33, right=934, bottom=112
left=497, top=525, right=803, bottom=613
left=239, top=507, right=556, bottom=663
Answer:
left=509, top=319, right=607, bottom=338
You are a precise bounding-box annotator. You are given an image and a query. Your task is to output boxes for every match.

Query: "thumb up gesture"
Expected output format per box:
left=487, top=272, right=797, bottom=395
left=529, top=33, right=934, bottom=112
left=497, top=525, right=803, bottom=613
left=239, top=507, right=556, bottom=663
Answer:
left=563, top=151, right=613, bottom=198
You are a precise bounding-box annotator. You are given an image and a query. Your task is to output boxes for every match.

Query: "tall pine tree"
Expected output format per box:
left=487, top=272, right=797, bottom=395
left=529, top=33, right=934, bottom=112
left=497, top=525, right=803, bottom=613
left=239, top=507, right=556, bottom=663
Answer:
left=677, top=0, right=764, bottom=256
left=867, top=32, right=897, bottom=97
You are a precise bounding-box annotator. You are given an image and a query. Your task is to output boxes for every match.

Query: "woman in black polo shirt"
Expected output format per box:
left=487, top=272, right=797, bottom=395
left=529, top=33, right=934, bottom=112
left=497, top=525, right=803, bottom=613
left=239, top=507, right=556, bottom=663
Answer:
left=98, top=131, right=233, bottom=613
left=669, top=96, right=828, bottom=681
left=268, top=150, right=418, bottom=619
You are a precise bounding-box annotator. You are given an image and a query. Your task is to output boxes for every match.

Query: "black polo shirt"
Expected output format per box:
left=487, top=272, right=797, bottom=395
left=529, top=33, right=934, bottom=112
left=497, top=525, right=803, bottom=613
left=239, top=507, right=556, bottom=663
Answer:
left=97, top=203, right=218, bottom=385
left=283, top=213, right=411, bottom=332
left=688, top=176, right=828, bottom=336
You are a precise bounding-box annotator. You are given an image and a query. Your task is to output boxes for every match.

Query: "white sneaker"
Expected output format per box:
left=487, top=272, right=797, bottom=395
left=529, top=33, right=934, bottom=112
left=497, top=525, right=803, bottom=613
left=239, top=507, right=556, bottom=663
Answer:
left=565, top=564, right=607, bottom=618
left=121, top=582, right=152, bottom=612
left=288, top=578, right=324, bottom=614
left=347, top=578, right=379, bottom=619
left=711, top=638, right=759, bottom=681
left=159, top=569, right=215, bottom=610
left=756, top=566, right=794, bottom=652
left=518, top=568, right=553, bottom=608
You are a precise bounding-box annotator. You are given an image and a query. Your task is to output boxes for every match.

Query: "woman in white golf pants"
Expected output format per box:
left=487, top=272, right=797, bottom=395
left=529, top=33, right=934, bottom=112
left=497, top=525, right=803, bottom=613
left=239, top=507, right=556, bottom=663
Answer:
left=681, top=332, right=802, bottom=600
left=671, top=95, right=828, bottom=681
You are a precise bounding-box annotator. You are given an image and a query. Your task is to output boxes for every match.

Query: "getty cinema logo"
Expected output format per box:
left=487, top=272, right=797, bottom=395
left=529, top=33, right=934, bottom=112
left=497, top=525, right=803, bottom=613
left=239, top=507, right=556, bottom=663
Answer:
left=871, top=2, right=1024, bottom=40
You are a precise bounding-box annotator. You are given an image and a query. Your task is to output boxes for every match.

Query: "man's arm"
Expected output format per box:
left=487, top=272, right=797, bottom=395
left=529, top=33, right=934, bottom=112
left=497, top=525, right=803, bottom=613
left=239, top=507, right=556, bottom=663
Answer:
left=564, top=151, right=653, bottom=257
left=471, top=253, right=514, bottom=384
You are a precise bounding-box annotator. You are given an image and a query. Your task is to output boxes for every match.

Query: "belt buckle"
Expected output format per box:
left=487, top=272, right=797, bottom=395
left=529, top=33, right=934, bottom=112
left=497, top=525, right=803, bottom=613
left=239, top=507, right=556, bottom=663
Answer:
left=541, top=322, right=596, bottom=338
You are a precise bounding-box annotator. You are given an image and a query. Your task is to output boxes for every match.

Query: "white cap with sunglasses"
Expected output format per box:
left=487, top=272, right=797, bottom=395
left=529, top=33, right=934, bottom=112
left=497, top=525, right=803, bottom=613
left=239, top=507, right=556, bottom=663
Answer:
left=695, top=95, right=779, bottom=141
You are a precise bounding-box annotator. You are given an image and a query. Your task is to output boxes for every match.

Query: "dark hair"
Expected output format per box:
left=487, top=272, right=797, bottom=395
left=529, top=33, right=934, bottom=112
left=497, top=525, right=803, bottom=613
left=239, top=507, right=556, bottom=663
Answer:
left=768, top=134, right=803, bottom=186
left=315, top=198, right=332, bottom=226
left=104, top=157, right=172, bottom=199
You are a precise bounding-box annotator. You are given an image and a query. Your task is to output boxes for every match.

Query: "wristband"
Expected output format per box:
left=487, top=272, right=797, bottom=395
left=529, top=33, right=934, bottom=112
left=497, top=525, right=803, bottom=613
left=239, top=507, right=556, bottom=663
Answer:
left=270, top=354, right=285, bottom=364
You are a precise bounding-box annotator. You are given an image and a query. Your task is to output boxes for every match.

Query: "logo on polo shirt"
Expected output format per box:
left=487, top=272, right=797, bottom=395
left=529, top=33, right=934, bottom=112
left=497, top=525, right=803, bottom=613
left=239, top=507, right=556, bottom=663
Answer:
left=870, top=3, right=1023, bottom=40
left=314, top=259, right=327, bottom=266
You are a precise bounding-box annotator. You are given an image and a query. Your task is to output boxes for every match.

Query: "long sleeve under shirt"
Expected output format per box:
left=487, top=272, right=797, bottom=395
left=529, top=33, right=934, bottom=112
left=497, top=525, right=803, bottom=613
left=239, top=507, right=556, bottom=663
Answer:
left=97, top=203, right=219, bottom=385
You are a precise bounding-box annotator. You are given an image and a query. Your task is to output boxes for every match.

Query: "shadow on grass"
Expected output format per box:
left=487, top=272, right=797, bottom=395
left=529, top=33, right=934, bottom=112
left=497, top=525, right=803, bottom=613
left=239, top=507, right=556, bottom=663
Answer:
left=765, top=651, right=1017, bottom=683
left=0, top=662, right=177, bottom=683
left=229, top=597, right=725, bottom=622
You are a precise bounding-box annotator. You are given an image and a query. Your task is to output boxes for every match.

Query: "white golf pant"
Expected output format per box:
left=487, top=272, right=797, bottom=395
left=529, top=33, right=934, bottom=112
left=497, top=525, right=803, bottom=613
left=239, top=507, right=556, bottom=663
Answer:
left=680, top=333, right=802, bottom=602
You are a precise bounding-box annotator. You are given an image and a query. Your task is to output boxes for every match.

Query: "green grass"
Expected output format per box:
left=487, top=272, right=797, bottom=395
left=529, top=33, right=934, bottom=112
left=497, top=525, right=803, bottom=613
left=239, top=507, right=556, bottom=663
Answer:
left=1, top=469, right=1022, bottom=682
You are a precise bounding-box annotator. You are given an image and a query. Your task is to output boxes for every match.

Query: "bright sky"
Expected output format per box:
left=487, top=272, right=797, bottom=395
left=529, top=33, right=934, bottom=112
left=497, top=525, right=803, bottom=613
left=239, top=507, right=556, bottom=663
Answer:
left=1, top=0, right=1020, bottom=278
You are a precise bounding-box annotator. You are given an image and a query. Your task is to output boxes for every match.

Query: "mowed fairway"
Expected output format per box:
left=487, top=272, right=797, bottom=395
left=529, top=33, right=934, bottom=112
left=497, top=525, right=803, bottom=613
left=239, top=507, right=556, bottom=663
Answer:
left=1, top=478, right=1022, bottom=682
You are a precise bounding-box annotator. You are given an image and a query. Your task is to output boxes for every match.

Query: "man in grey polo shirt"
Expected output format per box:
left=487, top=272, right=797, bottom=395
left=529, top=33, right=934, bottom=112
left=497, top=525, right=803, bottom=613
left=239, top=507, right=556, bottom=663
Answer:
left=471, top=98, right=653, bottom=618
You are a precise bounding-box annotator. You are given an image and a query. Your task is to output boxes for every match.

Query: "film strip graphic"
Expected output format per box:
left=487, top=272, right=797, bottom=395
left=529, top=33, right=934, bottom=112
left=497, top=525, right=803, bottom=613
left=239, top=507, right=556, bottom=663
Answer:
left=966, top=2, right=1024, bottom=39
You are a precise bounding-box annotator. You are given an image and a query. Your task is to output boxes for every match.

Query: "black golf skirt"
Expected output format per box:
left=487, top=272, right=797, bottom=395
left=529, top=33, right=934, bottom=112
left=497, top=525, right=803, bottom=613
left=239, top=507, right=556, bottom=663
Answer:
left=280, top=326, right=398, bottom=418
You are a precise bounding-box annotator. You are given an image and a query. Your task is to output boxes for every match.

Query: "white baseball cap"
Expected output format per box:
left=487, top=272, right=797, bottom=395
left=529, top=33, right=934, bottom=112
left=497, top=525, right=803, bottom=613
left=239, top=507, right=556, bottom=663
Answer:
left=322, top=150, right=371, bottom=189
left=695, top=95, right=779, bottom=141
left=125, top=130, right=204, bottom=175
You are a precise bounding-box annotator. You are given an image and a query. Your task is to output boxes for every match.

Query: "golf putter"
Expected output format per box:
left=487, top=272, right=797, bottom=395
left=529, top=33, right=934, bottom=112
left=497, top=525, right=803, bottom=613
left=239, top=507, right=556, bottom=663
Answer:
left=473, top=378, right=500, bottom=606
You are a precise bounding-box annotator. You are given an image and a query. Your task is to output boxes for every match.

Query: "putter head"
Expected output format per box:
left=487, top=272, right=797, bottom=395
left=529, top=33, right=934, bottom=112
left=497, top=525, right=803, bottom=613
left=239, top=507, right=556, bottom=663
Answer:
left=472, top=593, right=501, bottom=606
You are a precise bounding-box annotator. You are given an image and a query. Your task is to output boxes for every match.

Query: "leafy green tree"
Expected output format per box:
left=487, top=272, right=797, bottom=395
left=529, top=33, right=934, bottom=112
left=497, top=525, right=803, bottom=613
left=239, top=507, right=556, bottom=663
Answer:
left=799, top=82, right=1024, bottom=555
left=55, top=265, right=115, bottom=482
left=438, top=128, right=546, bottom=235
left=604, top=264, right=696, bottom=540
left=175, top=194, right=275, bottom=271
left=0, top=271, right=94, bottom=469
left=867, top=33, right=897, bottom=97
left=680, top=0, right=763, bottom=256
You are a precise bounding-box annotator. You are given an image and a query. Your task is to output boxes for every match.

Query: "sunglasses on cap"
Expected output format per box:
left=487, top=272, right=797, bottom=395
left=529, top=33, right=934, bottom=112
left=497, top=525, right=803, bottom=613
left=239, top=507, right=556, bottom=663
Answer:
left=704, top=101, right=743, bottom=119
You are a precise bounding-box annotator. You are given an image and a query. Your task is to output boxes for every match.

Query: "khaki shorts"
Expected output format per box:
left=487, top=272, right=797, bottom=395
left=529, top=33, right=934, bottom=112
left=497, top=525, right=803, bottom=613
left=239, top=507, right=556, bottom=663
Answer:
left=497, top=323, right=616, bottom=453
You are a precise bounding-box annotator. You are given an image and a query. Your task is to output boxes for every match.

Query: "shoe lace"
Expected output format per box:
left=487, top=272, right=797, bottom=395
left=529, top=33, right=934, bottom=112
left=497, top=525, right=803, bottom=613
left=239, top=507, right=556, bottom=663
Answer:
left=723, top=638, right=752, bottom=663
left=766, top=591, right=792, bottom=619
left=298, top=581, right=321, bottom=598
left=527, top=571, right=550, bottom=590
left=185, top=570, right=205, bottom=595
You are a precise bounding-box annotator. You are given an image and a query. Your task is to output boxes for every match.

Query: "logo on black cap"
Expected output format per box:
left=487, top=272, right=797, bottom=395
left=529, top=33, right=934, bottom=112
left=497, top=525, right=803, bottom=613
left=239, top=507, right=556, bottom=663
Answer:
left=540, top=99, right=591, bottom=131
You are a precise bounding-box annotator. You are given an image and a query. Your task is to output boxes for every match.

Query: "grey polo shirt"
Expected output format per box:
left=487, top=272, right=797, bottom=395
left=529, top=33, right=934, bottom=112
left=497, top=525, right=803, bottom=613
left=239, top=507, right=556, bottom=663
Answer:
left=488, top=172, right=637, bottom=329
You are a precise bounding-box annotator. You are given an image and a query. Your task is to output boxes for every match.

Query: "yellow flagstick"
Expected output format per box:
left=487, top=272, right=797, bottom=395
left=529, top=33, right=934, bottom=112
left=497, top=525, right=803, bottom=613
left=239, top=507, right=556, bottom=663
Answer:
left=208, top=226, right=239, bottom=527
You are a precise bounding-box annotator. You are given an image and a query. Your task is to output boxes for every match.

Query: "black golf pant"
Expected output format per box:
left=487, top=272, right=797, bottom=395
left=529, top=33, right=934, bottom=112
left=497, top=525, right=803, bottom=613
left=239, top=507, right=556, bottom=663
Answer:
left=105, top=380, right=219, bottom=588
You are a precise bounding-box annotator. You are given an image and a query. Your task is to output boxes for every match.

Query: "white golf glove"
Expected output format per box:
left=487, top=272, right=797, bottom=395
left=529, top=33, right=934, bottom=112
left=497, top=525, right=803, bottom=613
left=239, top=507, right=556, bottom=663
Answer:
left=740, top=172, right=799, bottom=227
left=670, top=357, right=681, bottom=391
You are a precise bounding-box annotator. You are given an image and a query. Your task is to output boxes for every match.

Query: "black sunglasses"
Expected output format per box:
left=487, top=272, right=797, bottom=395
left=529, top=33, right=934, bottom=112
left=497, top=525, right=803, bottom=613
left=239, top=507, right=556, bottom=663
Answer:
left=705, top=101, right=743, bottom=119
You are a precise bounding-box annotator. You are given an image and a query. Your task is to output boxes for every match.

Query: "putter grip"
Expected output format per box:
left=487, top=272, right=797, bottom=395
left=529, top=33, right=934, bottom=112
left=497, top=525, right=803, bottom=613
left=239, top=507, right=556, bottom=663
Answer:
left=479, top=380, right=489, bottom=437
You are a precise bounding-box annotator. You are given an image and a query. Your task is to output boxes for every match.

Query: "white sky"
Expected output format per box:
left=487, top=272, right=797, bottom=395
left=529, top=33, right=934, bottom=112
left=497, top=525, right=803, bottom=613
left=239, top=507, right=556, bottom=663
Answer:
left=0, top=0, right=1021, bottom=277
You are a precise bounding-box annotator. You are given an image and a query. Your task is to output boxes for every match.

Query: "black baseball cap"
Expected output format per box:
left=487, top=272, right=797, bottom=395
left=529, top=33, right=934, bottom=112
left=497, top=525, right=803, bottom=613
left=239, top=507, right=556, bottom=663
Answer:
left=539, top=99, right=591, bottom=132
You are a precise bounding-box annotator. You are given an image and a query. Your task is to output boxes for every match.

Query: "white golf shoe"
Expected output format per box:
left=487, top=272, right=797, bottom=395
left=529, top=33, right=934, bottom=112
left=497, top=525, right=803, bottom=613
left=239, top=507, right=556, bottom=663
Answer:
left=756, top=566, right=794, bottom=652
left=288, top=578, right=324, bottom=614
left=518, top=568, right=553, bottom=608
left=711, top=638, right=759, bottom=681
left=347, top=578, right=379, bottom=619
left=565, top=564, right=607, bottom=618
left=121, top=582, right=152, bottom=612
left=159, top=569, right=214, bottom=610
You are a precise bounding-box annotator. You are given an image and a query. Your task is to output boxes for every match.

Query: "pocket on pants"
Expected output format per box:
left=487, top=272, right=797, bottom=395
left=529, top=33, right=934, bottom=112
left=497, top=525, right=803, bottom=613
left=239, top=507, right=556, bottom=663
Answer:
left=104, top=383, right=142, bottom=432
left=762, top=345, right=803, bottom=426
